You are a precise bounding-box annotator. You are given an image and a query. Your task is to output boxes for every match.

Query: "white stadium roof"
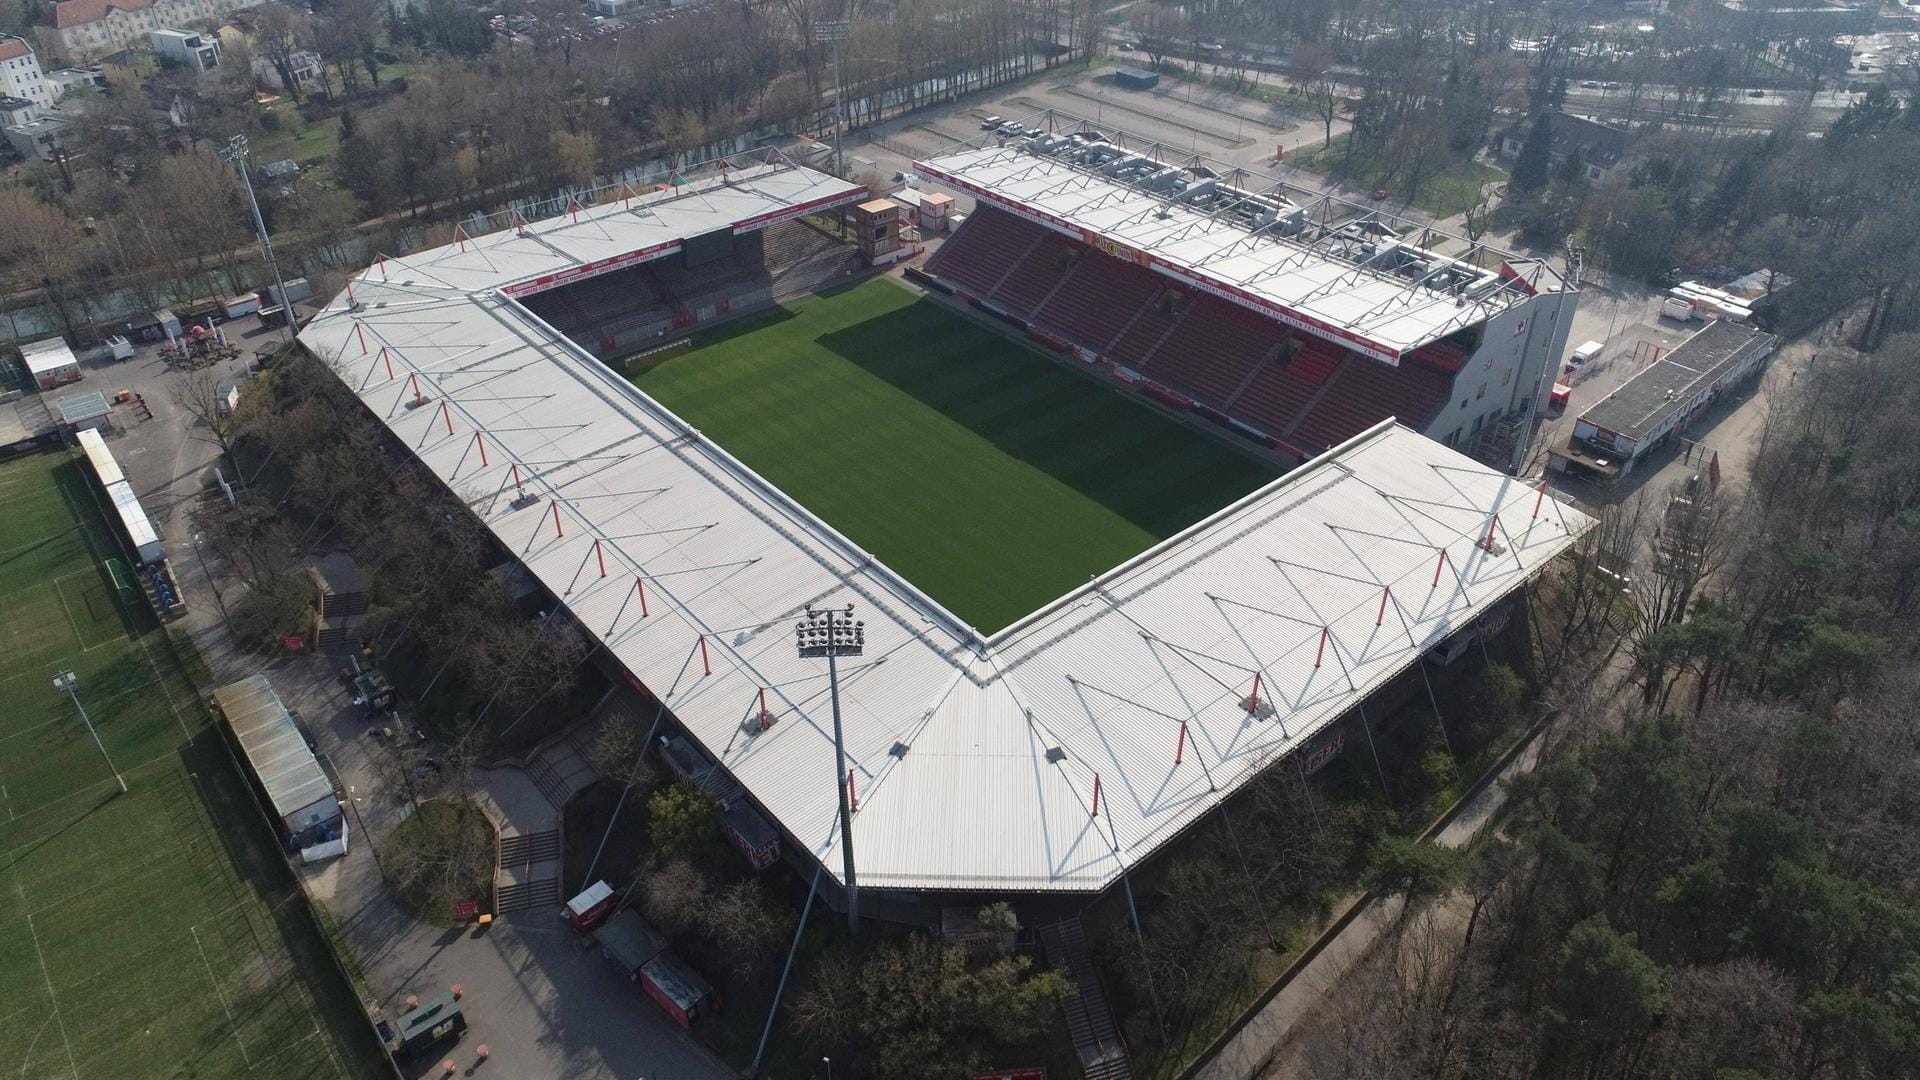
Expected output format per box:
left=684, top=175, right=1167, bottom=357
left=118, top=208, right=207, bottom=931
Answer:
left=915, top=120, right=1568, bottom=365
left=300, top=158, right=1592, bottom=894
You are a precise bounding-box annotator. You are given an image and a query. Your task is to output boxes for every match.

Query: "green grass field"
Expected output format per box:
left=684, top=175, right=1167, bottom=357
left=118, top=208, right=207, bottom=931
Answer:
left=0, top=452, right=383, bottom=1080
left=627, top=279, right=1279, bottom=631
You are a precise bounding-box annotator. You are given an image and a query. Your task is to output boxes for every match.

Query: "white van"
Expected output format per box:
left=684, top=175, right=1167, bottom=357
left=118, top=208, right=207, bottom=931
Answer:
left=1569, top=340, right=1605, bottom=366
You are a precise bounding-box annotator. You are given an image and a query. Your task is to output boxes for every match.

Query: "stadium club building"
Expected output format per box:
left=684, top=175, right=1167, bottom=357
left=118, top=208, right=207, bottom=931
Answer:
left=300, top=148, right=1593, bottom=924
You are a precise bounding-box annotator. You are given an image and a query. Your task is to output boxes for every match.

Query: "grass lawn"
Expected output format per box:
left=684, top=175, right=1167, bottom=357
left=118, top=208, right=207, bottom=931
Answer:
left=626, top=279, right=1278, bottom=632
left=250, top=104, right=344, bottom=168
left=1289, top=135, right=1504, bottom=219
left=0, top=451, right=385, bottom=1080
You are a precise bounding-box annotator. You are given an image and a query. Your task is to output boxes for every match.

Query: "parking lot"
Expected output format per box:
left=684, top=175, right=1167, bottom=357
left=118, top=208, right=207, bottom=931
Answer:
left=838, top=63, right=1351, bottom=213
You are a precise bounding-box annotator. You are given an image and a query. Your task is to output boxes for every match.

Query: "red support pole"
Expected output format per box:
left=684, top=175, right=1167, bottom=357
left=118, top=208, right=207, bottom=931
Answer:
left=409, top=373, right=424, bottom=405
left=456, top=224, right=467, bottom=252
left=594, top=539, right=606, bottom=577
left=699, top=635, right=711, bottom=676
left=381, top=347, right=393, bottom=380
left=1431, top=549, right=1447, bottom=587
left=440, top=400, right=454, bottom=436
left=1246, top=670, right=1262, bottom=714
left=1376, top=586, right=1390, bottom=626
left=1482, top=517, right=1500, bottom=551
left=1175, top=720, right=1188, bottom=765
left=1314, top=626, right=1329, bottom=668
left=847, top=770, right=857, bottom=812
left=346, top=276, right=356, bottom=303
left=475, top=433, right=488, bottom=467
left=511, top=462, right=522, bottom=490
left=355, top=322, right=369, bottom=354
left=758, top=688, right=769, bottom=729
left=376, top=253, right=387, bottom=280
left=1532, top=481, right=1547, bottom=520
left=551, top=502, right=564, bottom=538
left=635, top=575, right=649, bottom=617
left=1091, top=773, right=1101, bottom=818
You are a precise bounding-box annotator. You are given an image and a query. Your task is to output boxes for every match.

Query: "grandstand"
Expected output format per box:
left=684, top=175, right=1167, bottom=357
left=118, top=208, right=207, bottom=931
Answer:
left=914, top=114, right=1581, bottom=468
left=519, top=220, right=857, bottom=358
left=299, top=151, right=1593, bottom=914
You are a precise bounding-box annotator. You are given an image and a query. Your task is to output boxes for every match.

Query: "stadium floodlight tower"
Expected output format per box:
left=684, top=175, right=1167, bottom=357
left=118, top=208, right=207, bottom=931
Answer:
left=219, top=133, right=299, bottom=337
left=52, top=670, right=126, bottom=793
left=797, top=604, right=863, bottom=934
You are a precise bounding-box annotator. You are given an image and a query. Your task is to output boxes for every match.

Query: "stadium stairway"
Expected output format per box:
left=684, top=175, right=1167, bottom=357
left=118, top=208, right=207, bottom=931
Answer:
left=1039, top=918, right=1133, bottom=1080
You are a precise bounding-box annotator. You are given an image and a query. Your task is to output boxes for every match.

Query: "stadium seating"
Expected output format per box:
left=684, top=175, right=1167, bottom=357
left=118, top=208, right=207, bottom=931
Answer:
left=1036, top=250, right=1164, bottom=350
left=519, top=222, right=846, bottom=357
left=924, top=207, right=1038, bottom=297
left=1291, top=350, right=1453, bottom=450
left=991, top=233, right=1080, bottom=309
left=924, top=206, right=1466, bottom=451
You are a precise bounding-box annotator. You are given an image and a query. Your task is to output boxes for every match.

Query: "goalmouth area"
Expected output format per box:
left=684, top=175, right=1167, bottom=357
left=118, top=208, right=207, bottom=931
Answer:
left=624, top=278, right=1280, bottom=632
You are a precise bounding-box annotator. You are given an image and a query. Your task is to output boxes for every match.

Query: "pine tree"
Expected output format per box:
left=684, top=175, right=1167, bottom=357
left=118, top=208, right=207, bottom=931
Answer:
left=1511, top=112, right=1555, bottom=195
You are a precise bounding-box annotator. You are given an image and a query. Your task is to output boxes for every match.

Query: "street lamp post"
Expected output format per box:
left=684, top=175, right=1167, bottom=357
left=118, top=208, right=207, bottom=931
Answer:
left=219, top=134, right=299, bottom=338
left=797, top=605, right=863, bottom=934
left=53, top=671, right=127, bottom=793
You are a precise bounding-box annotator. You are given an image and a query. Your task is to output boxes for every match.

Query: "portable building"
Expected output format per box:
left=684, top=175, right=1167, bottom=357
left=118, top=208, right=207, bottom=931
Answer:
left=1115, top=67, right=1160, bottom=89
left=594, top=910, right=667, bottom=979
left=22, top=337, right=80, bottom=389
left=387, top=992, right=466, bottom=1058
left=55, top=390, right=111, bottom=434
left=640, top=953, right=716, bottom=1028
left=565, top=880, right=619, bottom=933
left=212, top=676, right=344, bottom=853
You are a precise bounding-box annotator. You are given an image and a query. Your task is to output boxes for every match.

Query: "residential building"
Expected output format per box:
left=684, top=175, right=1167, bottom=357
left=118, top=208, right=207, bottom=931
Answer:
left=44, top=66, right=105, bottom=98
left=1500, top=110, right=1636, bottom=185
left=4, top=111, right=73, bottom=162
left=249, top=46, right=319, bottom=92
left=149, top=27, right=220, bottom=71
left=586, top=0, right=640, bottom=16
left=0, top=94, right=38, bottom=128
left=40, top=0, right=263, bottom=63
left=0, top=35, right=52, bottom=114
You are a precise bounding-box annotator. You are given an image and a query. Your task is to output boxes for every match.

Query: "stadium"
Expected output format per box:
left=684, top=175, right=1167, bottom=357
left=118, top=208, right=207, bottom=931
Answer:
left=297, top=135, right=1593, bottom=920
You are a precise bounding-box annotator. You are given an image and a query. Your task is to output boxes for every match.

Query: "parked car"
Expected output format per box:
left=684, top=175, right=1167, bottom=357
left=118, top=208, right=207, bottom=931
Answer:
left=980, top=115, right=1005, bottom=130
left=1747, top=88, right=1766, bottom=98
left=1581, top=80, right=1600, bottom=88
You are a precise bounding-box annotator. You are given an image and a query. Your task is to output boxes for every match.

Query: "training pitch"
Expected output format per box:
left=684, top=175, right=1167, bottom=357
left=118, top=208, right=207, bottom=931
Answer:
left=0, top=452, right=381, bottom=1079
left=627, top=278, right=1279, bottom=631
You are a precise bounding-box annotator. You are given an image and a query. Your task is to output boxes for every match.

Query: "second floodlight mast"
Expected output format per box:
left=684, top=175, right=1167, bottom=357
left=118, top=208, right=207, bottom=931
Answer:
left=797, top=604, right=863, bottom=934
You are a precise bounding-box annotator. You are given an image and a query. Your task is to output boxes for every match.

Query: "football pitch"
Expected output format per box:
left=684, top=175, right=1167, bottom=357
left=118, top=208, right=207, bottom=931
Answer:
left=0, top=453, right=383, bottom=1080
left=628, top=278, right=1280, bottom=631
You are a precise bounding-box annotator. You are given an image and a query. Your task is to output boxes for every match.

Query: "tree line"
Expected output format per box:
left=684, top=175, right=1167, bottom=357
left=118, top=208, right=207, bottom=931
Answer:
left=1291, top=333, right=1920, bottom=1080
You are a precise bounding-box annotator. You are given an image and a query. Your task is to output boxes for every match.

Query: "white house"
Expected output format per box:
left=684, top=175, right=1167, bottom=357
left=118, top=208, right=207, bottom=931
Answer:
left=149, top=27, right=220, bottom=71
left=0, top=35, right=52, bottom=116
